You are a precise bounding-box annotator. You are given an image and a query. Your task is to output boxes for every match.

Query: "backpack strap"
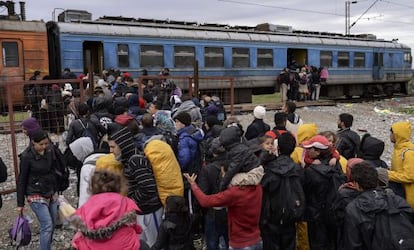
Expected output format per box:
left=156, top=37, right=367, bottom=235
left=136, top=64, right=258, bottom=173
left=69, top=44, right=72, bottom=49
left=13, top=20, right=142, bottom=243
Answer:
left=401, top=148, right=414, bottom=160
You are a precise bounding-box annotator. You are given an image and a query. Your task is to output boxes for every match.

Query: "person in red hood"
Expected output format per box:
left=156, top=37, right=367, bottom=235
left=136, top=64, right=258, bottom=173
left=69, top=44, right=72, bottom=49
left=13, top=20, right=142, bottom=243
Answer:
left=71, top=154, right=144, bottom=250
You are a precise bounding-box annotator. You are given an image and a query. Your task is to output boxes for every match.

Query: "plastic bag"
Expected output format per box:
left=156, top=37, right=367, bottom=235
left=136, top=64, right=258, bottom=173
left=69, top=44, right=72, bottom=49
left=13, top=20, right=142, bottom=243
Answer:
left=58, top=195, right=76, bottom=223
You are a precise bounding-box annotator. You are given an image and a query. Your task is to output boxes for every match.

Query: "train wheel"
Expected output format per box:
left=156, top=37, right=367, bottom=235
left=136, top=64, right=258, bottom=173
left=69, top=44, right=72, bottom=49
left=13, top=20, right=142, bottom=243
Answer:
left=384, top=86, right=394, bottom=97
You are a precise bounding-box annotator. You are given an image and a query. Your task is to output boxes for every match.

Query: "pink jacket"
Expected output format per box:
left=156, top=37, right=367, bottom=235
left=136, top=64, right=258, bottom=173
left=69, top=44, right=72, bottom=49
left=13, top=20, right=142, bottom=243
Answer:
left=72, top=192, right=142, bottom=250
left=320, top=68, right=329, bottom=79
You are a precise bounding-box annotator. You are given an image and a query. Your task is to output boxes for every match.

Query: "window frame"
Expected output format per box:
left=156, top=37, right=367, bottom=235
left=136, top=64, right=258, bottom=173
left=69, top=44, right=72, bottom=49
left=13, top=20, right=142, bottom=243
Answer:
left=204, top=47, right=224, bottom=68
left=232, top=47, right=250, bottom=68
left=174, top=45, right=195, bottom=68
left=320, top=51, right=332, bottom=67
left=2, top=41, right=19, bottom=67
left=117, top=44, right=129, bottom=68
left=338, top=51, right=350, bottom=68
left=257, top=48, right=273, bottom=68
left=353, top=52, right=365, bottom=68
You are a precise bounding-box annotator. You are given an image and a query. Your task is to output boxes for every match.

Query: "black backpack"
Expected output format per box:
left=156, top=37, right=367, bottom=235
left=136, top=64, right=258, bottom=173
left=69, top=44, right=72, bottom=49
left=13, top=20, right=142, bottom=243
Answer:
left=51, top=145, right=70, bottom=192
left=371, top=192, right=414, bottom=250
left=78, top=120, right=98, bottom=149
left=321, top=165, right=346, bottom=225
left=261, top=165, right=305, bottom=226
left=212, top=99, right=226, bottom=122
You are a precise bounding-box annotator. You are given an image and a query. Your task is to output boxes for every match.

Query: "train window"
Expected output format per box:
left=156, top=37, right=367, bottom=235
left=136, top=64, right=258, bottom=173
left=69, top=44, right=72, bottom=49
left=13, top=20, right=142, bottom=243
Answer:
left=257, top=49, right=273, bottom=67
left=320, top=51, right=332, bottom=67
left=404, top=52, right=412, bottom=63
left=174, top=46, right=195, bottom=68
left=354, top=52, right=365, bottom=68
left=338, top=52, right=349, bottom=67
left=2, top=42, right=19, bottom=67
left=232, top=48, right=249, bottom=68
left=140, top=45, right=164, bottom=68
left=117, top=44, right=129, bottom=68
left=205, top=47, right=224, bottom=68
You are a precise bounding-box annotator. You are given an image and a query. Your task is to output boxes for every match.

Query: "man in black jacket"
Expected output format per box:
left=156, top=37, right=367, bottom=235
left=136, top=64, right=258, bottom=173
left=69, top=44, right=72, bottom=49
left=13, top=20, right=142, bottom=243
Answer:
left=343, top=162, right=414, bottom=250
left=336, top=113, right=361, bottom=159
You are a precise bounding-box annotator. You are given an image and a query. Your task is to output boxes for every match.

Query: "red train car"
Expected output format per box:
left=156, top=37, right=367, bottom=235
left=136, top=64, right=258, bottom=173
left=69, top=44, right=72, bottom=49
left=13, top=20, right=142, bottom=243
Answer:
left=0, top=19, right=49, bottom=108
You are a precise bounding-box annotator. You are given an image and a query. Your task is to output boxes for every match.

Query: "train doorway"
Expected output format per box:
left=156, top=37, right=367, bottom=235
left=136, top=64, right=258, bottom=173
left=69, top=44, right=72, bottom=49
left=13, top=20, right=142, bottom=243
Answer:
left=83, top=41, right=103, bottom=77
left=287, top=48, right=307, bottom=69
left=373, top=51, right=384, bottom=80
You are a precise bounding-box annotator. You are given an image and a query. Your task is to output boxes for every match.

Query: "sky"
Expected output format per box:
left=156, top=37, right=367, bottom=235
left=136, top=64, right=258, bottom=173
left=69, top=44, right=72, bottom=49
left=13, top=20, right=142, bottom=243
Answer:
left=6, top=0, right=414, bottom=59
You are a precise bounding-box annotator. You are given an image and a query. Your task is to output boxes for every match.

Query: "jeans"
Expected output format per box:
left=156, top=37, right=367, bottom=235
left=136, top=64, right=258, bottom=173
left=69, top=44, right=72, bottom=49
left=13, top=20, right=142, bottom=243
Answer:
left=205, top=210, right=229, bottom=250
left=137, top=207, right=164, bottom=246
left=30, top=200, right=58, bottom=250
left=230, top=240, right=263, bottom=250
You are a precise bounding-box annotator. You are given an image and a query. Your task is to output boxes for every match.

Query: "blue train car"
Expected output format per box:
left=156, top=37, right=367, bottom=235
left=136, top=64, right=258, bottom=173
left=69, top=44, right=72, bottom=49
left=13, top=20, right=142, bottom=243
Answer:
left=46, top=13, right=412, bottom=101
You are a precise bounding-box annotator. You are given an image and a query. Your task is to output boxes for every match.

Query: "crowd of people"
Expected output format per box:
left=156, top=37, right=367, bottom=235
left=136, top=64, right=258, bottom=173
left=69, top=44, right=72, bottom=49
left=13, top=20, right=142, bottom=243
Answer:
left=12, top=67, right=414, bottom=250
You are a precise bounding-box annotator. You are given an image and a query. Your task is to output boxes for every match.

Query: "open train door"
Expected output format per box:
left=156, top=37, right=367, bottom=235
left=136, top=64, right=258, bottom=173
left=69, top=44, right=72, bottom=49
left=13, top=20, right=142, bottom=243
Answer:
left=373, top=50, right=384, bottom=80
left=287, top=48, right=307, bottom=69
left=83, top=41, right=103, bottom=78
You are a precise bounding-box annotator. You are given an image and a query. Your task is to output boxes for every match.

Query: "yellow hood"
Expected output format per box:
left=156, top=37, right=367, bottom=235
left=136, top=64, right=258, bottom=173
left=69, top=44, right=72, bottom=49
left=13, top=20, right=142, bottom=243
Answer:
left=392, top=121, right=412, bottom=147
left=297, top=123, right=318, bottom=144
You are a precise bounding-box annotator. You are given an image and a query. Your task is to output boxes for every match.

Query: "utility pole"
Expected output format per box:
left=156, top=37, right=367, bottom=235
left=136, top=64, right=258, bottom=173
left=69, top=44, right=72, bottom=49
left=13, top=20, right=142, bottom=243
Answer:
left=345, top=1, right=357, bottom=36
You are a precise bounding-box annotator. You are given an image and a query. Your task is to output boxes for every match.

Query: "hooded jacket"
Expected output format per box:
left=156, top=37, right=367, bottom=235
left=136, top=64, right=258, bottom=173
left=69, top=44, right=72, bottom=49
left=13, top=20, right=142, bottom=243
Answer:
left=177, top=125, right=204, bottom=172
left=291, top=123, right=318, bottom=165
left=110, top=127, right=136, bottom=164
left=245, top=118, right=270, bottom=140
left=336, top=127, right=361, bottom=160
left=219, top=126, right=260, bottom=191
left=344, top=188, right=414, bottom=249
left=72, top=192, right=142, bottom=250
left=78, top=153, right=107, bottom=207
left=388, top=121, right=414, bottom=208
left=173, top=100, right=202, bottom=123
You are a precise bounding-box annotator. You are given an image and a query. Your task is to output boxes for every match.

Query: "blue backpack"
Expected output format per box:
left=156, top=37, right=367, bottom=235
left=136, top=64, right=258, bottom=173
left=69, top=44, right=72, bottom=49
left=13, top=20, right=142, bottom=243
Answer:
left=9, top=214, right=31, bottom=247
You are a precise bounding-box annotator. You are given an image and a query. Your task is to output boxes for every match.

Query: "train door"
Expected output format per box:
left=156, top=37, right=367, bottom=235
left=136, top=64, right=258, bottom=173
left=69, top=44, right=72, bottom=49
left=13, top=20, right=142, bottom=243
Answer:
left=0, top=39, right=24, bottom=112
left=287, top=48, right=307, bottom=69
left=83, top=41, right=103, bottom=77
left=373, top=51, right=384, bottom=80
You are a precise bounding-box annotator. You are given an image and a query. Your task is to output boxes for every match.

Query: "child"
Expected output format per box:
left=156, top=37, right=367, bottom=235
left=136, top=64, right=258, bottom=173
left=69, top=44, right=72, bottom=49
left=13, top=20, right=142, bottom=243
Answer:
left=151, top=195, right=193, bottom=250
left=219, top=125, right=261, bottom=190
left=71, top=154, right=143, bottom=250
left=301, top=132, right=341, bottom=168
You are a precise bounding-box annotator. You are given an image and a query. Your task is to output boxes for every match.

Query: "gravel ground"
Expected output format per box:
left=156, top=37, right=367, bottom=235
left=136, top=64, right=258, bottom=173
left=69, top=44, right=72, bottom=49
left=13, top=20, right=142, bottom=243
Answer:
left=0, top=97, right=413, bottom=249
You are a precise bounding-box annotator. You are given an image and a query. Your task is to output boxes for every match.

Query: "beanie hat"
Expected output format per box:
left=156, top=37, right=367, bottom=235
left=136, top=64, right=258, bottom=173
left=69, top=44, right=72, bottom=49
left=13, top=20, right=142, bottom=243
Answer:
left=376, top=167, right=389, bottom=187
left=21, top=117, right=41, bottom=139
left=253, top=106, right=266, bottom=119
left=302, top=135, right=330, bottom=150
left=110, top=127, right=136, bottom=163
left=205, top=115, right=220, bottom=128
left=346, top=158, right=364, bottom=181
left=95, top=154, right=123, bottom=176
left=174, top=112, right=191, bottom=126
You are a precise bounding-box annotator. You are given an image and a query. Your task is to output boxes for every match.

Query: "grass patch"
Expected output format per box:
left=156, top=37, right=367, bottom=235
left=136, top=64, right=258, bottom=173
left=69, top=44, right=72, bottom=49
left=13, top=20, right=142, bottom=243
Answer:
left=252, top=93, right=281, bottom=105
left=397, top=106, right=414, bottom=115
left=0, top=112, right=29, bottom=123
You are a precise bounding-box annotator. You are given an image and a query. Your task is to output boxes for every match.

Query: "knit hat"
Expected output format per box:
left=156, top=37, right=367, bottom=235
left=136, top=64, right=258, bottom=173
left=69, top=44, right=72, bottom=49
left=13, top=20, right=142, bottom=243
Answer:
left=21, top=117, right=41, bottom=139
left=302, top=135, right=330, bottom=150
left=376, top=168, right=389, bottom=187
left=174, top=112, right=191, bottom=126
left=253, top=105, right=266, bottom=119
left=346, top=158, right=364, bottom=181
left=95, top=154, right=123, bottom=176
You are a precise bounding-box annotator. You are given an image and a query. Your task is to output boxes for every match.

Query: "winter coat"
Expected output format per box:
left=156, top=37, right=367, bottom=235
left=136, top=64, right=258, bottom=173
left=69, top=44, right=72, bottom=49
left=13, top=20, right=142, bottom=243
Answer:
left=145, top=140, right=184, bottom=206
left=72, top=193, right=142, bottom=250
left=388, top=121, right=414, bottom=208
left=177, top=125, right=204, bottom=173
left=198, top=154, right=226, bottom=195
left=359, top=134, right=385, bottom=162
left=151, top=213, right=194, bottom=250
left=78, top=153, right=107, bottom=207
left=219, top=126, right=260, bottom=191
left=343, top=188, right=414, bottom=249
left=245, top=119, right=270, bottom=140
left=191, top=170, right=263, bottom=249
left=336, top=128, right=361, bottom=160
left=17, top=145, right=58, bottom=207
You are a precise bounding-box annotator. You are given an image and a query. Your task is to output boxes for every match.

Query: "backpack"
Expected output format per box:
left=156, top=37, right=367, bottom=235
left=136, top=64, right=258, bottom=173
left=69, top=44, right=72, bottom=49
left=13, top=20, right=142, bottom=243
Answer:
left=79, top=119, right=98, bottom=149
left=9, top=214, right=31, bottom=247
left=372, top=192, right=414, bottom=250
left=51, top=145, right=70, bottom=192
left=300, top=74, right=308, bottom=85
left=161, top=130, right=179, bottom=157
left=261, top=165, right=305, bottom=226
left=212, top=99, right=226, bottom=122
left=320, top=165, right=346, bottom=226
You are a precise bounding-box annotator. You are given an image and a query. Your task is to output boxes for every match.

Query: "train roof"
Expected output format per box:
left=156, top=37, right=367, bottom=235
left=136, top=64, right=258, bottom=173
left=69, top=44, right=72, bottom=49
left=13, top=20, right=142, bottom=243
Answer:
left=54, top=16, right=410, bottom=50
left=0, top=20, right=46, bottom=32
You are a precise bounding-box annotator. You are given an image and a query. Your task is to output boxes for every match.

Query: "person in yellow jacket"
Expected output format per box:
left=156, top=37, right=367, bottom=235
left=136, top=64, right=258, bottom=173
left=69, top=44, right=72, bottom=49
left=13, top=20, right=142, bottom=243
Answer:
left=388, top=121, right=414, bottom=208
left=291, top=123, right=317, bottom=250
